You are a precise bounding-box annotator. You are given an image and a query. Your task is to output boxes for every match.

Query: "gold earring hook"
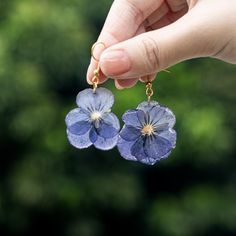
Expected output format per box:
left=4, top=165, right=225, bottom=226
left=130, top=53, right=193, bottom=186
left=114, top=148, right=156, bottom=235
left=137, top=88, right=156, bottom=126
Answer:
left=144, top=69, right=170, bottom=102
left=91, top=42, right=106, bottom=62
left=145, top=75, right=154, bottom=102
left=90, top=42, right=106, bottom=93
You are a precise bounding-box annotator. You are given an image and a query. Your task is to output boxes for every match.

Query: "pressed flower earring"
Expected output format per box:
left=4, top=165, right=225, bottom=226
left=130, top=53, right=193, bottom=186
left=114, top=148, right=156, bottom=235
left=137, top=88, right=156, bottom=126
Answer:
left=117, top=76, right=177, bottom=165
left=65, top=42, right=120, bottom=150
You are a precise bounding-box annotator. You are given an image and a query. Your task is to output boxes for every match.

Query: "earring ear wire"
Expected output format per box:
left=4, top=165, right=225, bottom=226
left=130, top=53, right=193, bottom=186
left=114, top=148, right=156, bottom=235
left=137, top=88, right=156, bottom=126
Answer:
left=91, top=42, right=106, bottom=93
left=143, top=68, right=171, bottom=102
left=91, top=42, right=106, bottom=62
left=144, top=75, right=154, bottom=102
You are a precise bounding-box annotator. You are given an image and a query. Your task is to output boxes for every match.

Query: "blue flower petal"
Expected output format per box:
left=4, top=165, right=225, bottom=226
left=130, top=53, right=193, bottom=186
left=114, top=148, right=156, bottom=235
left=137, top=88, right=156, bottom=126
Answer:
left=94, top=88, right=114, bottom=112
left=97, top=121, right=118, bottom=139
left=122, top=109, right=145, bottom=128
left=94, top=134, right=118, bottom=150
left=150, top=106, right=176, bottom=130
left=137, top=101, right=160, bottom=113
left=139, top=157, right=157, bottom=165
left=68, top=121, right=91, bottom=136
left=102, top=112, right=120, bottom=130
left=76, top=89, right=94, bottom=112
left=140, top=136, right=174, bottom=165
left=130, top=137, right=148, bottom=160
left=76, top=88, right=114, bottom=112
left=117, top=137, right=137, bottom=161
left=118, top=136, right=157, bottom=165
left=144, top=135, right=173, bottom=160
left=67, top=129, right=92, bottom=149
left=65, top=108, right=90, bottom=127
left=89, top=126, right=98, bottom=143
left=119, top=125, right=141, bottom=141
left=158, top=129, right=177, bottom=147
left=94, top=112, right=120, bottom=139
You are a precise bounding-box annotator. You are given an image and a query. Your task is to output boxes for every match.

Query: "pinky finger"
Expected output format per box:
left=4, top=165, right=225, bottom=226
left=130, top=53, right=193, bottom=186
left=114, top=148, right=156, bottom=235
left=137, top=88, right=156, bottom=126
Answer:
left=115, top=78, right=138, bottom=89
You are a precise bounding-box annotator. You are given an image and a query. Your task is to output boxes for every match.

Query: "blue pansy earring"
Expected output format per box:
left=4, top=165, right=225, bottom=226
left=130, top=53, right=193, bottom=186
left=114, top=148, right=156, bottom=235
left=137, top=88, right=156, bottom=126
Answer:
left=65, top=42, right=120, bottom=150
left=117, top=77, right=177, bottom=165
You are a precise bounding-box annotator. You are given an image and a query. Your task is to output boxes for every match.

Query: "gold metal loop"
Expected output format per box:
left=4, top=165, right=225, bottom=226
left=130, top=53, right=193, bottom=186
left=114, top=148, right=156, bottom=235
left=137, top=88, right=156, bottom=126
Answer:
left=91, top=64, right=100, bottom=93
left=146, top=81, right=154, bottom=102
left=92, top=79, right=98, bottom=93
left=90, top=42, right=106, bottom=93
left=142, top=70, right=170, bottom=102
left=91, top=42, right=106, bottom=62
left=142, top=75, right=154, bottom=102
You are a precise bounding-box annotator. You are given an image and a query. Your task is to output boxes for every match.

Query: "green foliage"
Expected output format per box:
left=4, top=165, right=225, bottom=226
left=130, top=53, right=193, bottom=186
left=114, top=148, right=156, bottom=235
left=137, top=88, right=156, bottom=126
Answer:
left=0, top=0, right=236, bottom=236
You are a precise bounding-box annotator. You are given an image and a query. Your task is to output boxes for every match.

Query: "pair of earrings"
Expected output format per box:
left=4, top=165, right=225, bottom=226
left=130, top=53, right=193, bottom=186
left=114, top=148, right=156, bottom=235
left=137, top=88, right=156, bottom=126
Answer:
left=65, top=42, right=177, bottom=165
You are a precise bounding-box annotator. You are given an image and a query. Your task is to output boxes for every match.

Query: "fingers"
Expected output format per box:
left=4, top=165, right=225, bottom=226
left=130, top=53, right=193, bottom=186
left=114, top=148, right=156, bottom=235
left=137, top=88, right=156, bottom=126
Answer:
left=99, top=6, right=217, bottom=79
left=114, top=74, right=156, bottom=90
left=145, top=2, right=169, bottom=27
left=87, top=0, right=163, bottom=84
left=115, top=78, right=138, bottom=89
left=149, top=6, right=188, bottom=30
left=114, top=73, right=155, bottom=90
left=166, top=0, right=188, bottom=12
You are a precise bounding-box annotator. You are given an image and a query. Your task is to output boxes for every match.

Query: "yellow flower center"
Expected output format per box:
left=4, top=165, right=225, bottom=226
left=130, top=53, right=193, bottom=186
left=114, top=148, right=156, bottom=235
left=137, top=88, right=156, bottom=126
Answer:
left=91, top=111, right=101, bottom=121
left=141, top=124, right=154, bottom=136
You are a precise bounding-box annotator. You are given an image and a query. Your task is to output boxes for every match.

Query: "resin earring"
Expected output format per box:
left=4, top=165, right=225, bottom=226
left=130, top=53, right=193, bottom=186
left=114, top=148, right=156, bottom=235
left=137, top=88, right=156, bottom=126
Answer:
left=65, top=42, right=120, bottom=150
left=117, top=76, right=177, bottom=165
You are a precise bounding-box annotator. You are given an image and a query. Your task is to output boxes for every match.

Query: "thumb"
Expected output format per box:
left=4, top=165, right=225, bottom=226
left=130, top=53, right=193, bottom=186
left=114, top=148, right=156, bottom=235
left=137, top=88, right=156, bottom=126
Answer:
left=99, top=7, right=220, bottom=79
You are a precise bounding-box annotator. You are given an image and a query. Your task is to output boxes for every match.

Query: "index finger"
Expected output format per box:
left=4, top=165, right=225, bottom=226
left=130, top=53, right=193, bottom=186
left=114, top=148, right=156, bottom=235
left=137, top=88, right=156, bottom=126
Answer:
left=87, top=0, right=163, bottom=84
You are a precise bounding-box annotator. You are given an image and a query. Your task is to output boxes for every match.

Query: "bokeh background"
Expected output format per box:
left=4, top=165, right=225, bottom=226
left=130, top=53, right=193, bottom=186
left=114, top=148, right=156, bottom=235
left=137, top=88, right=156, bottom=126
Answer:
left=1, top=0, right=236, bottom=235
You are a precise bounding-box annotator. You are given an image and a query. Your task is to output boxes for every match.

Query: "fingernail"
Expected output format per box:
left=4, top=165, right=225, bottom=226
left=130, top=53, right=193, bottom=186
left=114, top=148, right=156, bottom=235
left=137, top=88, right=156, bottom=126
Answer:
left=100, top=49, right=131, bottom=76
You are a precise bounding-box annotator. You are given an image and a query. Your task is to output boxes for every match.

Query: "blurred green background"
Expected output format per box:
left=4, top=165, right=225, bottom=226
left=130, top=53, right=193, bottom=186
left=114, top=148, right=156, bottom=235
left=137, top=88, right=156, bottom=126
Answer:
left=0, top=0, right=236, bottom=235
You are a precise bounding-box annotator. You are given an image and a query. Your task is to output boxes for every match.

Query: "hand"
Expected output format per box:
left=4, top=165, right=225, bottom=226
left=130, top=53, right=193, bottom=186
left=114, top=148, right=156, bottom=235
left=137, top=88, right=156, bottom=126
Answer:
left=87, top=0, right=236, bottom=89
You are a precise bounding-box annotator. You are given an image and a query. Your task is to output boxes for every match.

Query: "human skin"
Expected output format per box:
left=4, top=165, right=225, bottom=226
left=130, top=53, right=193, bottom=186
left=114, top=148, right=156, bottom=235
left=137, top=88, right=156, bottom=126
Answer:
left=87, top=0, right=236, bottom=89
